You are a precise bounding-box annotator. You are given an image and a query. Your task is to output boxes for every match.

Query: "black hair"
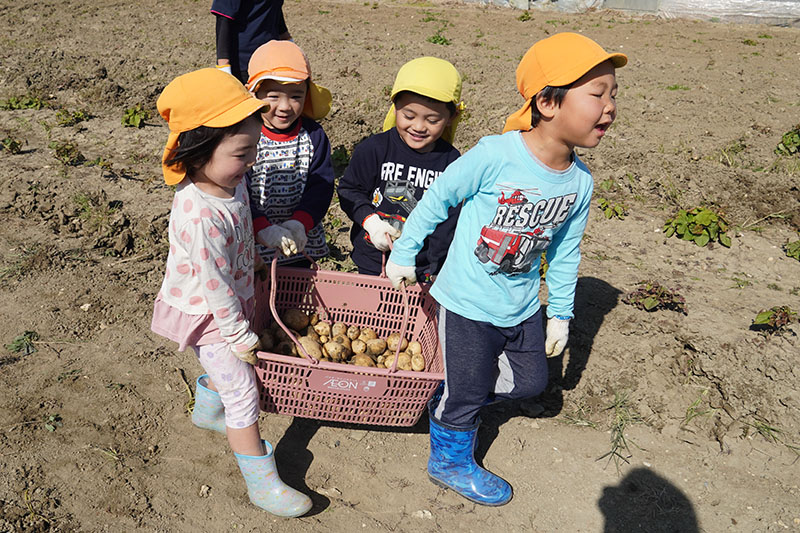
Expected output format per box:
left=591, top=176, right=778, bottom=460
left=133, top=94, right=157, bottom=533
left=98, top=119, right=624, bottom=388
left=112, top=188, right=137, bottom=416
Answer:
left=530, top=83, right=573, bottom=128
left=394, top=90, right=457, bottom=117
left=164, top=114, right=261, bottom=173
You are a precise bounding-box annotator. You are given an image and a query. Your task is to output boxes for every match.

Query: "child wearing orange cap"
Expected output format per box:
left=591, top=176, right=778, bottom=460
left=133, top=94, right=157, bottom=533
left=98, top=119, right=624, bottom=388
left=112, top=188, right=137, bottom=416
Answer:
left=337, top=57, right=464, bottom=281
left=245, top=40, right=335, bottom=266
left=386, top=33, right=627, bottom=506
left=151, top=68, right=311, bottom=518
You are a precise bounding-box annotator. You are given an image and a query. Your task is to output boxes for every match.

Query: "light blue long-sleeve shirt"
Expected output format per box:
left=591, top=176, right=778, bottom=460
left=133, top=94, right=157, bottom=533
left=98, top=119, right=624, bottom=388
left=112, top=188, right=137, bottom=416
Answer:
left=389, top=131, right=593, bottom=327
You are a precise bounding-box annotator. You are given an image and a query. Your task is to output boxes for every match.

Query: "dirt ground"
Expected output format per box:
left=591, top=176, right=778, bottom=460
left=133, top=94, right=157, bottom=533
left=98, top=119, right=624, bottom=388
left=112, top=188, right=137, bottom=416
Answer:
left=1, top=0, right=800, bottom=531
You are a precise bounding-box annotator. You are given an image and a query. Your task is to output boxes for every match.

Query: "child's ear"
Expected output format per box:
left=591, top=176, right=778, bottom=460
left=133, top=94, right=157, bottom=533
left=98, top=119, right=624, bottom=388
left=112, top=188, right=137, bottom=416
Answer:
left=534, top=94, right=558, bottom=120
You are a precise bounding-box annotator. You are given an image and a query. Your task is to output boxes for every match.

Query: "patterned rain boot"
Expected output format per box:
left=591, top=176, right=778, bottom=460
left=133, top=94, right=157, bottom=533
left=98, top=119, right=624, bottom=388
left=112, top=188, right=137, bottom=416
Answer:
left=427, top=399, right=513, bottom=506
left=191, top=375, right=226, bottom=434
left=234, top=440, right=313, bottom=517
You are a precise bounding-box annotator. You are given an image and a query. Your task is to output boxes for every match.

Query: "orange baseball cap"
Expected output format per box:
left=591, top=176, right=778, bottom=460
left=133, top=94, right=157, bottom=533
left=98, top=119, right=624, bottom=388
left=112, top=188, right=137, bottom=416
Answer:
left=157, top=68, right=266, bottom=185
left=246, top=40, right=332, bottom=121
left=503, top=32, right=627, bottom=133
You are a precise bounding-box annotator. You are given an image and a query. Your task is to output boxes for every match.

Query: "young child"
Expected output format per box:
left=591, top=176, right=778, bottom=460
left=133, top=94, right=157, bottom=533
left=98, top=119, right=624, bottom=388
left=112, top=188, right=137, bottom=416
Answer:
left=386, top=33, right=627, bottom=505
left=211, top=0, right=292, bottom=83
left=245, top=40, right=335, bottom=266
left=151, top=68, right=311, bottom=517
left=337, top=57, right=463, bottom=281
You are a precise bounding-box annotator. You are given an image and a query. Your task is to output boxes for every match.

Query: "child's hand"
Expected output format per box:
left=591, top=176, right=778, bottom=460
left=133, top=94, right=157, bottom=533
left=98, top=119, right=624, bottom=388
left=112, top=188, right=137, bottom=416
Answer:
left=258, top=225, right=298, bottom=257
left=363, top=213, right=401, bottom=252
left=386, top=259, right=417, bottom=290
left=232, top=338, right=263, bottom=365
left=545, top=317, right=570, bottom=356
left=279, top=220, right=308, bottom=253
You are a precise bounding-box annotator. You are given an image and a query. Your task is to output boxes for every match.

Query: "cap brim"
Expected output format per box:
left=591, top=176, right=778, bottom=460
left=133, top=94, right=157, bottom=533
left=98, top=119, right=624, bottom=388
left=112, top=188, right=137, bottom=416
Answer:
left=247, top=72, right=307, bottom=91
left=204, top=96, right=267, bottom=128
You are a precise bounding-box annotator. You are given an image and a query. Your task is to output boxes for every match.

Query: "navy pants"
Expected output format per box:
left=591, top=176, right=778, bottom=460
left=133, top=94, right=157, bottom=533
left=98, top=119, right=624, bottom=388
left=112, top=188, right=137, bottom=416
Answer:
left=431, top=306, right=549, bottom=427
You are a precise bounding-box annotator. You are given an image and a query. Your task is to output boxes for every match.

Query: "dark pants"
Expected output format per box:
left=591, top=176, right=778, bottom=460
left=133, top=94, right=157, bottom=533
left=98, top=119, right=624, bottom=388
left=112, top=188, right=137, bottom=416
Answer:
left=432, top=306, right=549, bottom=427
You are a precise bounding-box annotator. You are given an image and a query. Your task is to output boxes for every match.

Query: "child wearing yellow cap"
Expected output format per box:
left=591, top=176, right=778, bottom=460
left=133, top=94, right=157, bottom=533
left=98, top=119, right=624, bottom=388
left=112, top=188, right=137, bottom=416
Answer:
left=151, top=68, right=311, bottom=518
left=338, top=57, right=464, bottom=281
left=386, top=33, right=627, bottom=506
left=245, top=40, right=335, bottom=266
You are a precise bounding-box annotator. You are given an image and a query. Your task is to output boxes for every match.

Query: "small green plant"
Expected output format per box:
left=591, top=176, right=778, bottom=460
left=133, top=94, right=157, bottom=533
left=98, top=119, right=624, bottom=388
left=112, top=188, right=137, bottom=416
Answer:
left=730, top=276, right=752, bottom=289
left=1, top=95, right=47, bottom=110
left=666, top=84, right=690, bottom=91
left=742, top=416, right=800, bottom=455
left=597, top=391, right=640, bottom=472
left=49, top=140, right=85, bottom=166
left=73, top=192, right=118, bottom=232
left=5, top=330, right=40, bottom=355
left=752, top=305, right=796, bottom=334
left=597, top=197, right=626, bottom=220
left=663, top=206, right=731, bottom=247
left=682, top=390, right=715, bottom=426
left=784, top=239, right=800, bottom=261
left=623, top=280, right=687, bottom=314
left=331, top=145, right=350, bottom=176
left=775, top=125, right=800, bottom=157
left=517, top=10, right=531, bottom=22
left=56, top=108, right=90, bottom=127
left=1, top=136, right=23, bottom=154
left=44, top=414, right=63, bottom=432
left=427, top=28, right=451, bottom=45
left=122, top=104, right=150, bottom=128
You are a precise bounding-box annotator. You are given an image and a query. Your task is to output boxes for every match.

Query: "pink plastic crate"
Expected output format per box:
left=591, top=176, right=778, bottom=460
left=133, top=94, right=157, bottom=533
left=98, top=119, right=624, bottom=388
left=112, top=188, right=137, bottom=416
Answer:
left=252, top=261, right=443, bottom=427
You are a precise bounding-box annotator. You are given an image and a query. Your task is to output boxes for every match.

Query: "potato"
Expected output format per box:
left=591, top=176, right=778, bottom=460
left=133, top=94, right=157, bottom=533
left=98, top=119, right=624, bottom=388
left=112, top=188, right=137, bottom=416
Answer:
left=302, top=327, right=320, bottom=343
left=386, top=332, right=409, bottom=352
left=318, top=335, right=329, bottom=344
left=411, top=353, right=425, bottom=372
left=275, top=341, right=297, bottom=357
left=384, top=352, right=412, bottom=371
left=313, top=321, right=332, bottom=337
left=351, top=353, right=376, bottom=367
left=324, top=341, right=347, bottom=362
left=366, top=338, right=387, bottom=356
left=331, top=322, right=348, bottom=338
left=309, top=312, right=319, bottom=326
left=376, top=354, right=386, bottom=366
left=258, top=330, right=275, bottom=351
left=297, top=336, right=323, bottom=360
left=358, top=327, right=378, bottom=343
left=282, top=308, right=310, bottom=331
left=333, top=334, right=352, bottom=351
left=407, top=340, right=422, bottom=356
left=346, top=325, right=361, bottom=340
left=273, top=326, right=297, bottom=343
left=351, top=339, right=367, bottom=354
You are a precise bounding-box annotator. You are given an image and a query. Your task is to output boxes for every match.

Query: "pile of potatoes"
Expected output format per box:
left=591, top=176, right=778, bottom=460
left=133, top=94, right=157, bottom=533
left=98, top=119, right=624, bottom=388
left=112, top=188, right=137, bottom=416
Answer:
left=258, top=308, right=426, bottom=371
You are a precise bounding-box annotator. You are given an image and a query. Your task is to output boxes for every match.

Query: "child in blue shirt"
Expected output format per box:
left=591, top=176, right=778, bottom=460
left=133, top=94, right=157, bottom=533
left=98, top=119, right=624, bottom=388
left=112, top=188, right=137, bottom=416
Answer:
left=338, top=57, right=464, bottom=281
left=387, top=33, right=627, bottom=506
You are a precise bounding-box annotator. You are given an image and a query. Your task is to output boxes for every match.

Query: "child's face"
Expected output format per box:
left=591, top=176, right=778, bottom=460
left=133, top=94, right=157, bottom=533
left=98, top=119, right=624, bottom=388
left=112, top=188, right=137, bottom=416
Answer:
left=254, top=79, right=307, bottom=130
left=193, top=117, right=261, bottom=198
left=394, top=92, right=453, bottom=153
left=553, top=60, right=618, bottom=149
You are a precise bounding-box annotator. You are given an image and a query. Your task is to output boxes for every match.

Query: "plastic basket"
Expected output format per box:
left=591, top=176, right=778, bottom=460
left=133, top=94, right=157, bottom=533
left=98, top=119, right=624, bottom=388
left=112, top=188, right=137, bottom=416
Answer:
left=252, top=256, right=443, bottom=427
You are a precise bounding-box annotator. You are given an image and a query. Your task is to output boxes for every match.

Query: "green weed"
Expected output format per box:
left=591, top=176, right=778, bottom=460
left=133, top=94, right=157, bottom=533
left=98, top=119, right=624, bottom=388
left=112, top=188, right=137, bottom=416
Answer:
left=784, top=239, right=800, bottom=261
left=73, top=192, right=118, bottom=233
left=742, top=416, right=800, bottom=455
left=44, top=414, right=62, bottom=432
left=597, top=197, right=627, bottom=220
left=1, top=95, right=48, bottom=110
left=682, top=390, right=715, bottom=426
left=742, top=39, right=758, bottom=46
left=775, top=124, right=800, bottom=157
left=752, top=305, right=796, bottom=334
left=121, top=104, right=150, bottom=128
left=517, top=10, right=531, bottom=22
left=49, top=140, right=85, bottom=166
left=5, top=331, right=40, bottom=355
left=666, top=84, right=690, bottom=91
left=55, top=108, right=90, bottom=127
left=597, top=391, right=641, bottom=472
left=623, top=280, right=687, bottom=314
left=0, top=245, right=48, bottom=282
left=1, top=136, right=23, bottom=154
left=427, top=29, right=451, bottom=45
left=331, top=145, right=350, bottom=176
left=663, top=206, right=732, bottom=247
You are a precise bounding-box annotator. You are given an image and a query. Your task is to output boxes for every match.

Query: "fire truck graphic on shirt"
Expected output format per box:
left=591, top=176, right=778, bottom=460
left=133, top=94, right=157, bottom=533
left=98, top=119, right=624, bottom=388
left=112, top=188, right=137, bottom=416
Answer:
left=475, top=185, right=577, bottom=275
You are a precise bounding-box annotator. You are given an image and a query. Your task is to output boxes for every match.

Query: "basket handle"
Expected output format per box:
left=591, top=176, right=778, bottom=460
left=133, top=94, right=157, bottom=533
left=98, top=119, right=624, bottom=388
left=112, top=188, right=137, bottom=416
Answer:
left=268, top=252, right=321, bottom=365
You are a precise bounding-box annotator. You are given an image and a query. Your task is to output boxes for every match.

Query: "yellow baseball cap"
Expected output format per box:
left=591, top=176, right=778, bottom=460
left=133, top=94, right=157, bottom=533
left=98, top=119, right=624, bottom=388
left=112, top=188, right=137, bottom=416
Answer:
left=503, top=33, right=627, bottom=133
left=246, top=40, right=332, bottom=121
left=382, top=57, right=464, bottom=144
left=157, top=68, right=266, bottom=185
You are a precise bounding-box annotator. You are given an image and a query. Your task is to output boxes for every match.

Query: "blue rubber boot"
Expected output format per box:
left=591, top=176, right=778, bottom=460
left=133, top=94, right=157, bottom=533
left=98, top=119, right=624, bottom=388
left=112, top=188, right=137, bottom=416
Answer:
left=191, top=375, right=226, bottom=434
left=427, top=399, right=513, bottom=506
left=235, top=440, right=312, bottom=517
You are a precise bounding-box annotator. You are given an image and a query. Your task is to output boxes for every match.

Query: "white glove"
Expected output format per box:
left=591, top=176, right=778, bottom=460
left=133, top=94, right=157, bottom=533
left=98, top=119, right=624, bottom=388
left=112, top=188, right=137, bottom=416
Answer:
left=231, top=338, right=262, bottom=365
left=545, top=317, right=570, bottom=356
left=257, top=225, right=297, bottom=257
left=363, top=214, right=401, bottom=252
left=279, top=219, right=307, bottom=253
left=386, top=259, right=417, bottom=290
left=216, top=64, right=232, bottom=75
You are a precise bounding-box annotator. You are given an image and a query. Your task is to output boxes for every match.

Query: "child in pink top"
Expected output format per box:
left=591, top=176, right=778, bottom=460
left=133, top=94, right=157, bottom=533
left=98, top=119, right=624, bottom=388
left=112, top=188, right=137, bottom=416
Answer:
left=151, top=68, right=311, bottom=518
